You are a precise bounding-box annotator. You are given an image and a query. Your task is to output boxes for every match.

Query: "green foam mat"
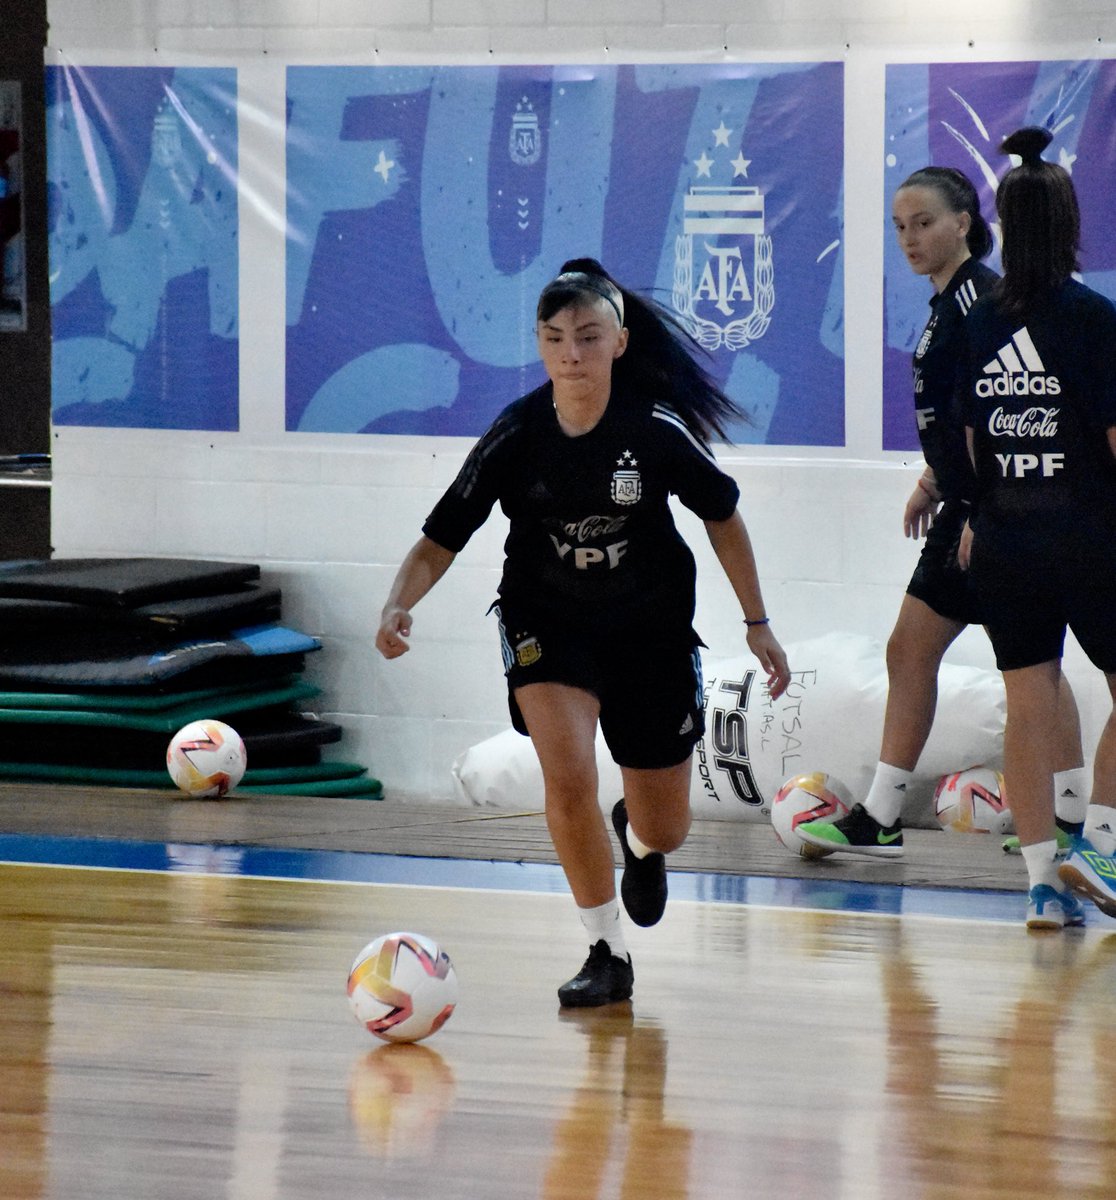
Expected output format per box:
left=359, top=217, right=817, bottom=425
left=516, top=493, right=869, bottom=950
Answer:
left=0, top=675, right=303, bottom=712
left=0, top=680, right=320, bottom=732
left=0, top=760, right=378, bottom=793
left=235, top=776, right=383, bottom=798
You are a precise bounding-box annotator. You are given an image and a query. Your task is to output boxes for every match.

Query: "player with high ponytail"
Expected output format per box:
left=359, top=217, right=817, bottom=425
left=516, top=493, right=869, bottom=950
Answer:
left=377, top=257, right=789, bottom=1007
left=800, top=162, right=1085, bottom=863
left=960, top=126, right=1116, bottom=929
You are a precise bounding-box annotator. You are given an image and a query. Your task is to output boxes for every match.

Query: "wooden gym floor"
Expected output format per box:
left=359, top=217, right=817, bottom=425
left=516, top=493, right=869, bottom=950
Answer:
left=2, top=781, right=1115, bottom=1200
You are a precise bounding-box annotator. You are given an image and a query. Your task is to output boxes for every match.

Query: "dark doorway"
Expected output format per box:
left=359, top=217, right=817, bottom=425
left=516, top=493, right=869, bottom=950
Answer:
left=0, top=1, right=50, bottom=560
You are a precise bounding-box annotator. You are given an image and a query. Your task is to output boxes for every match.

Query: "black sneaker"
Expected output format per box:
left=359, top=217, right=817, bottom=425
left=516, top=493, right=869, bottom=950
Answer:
left=611, top=799, right=668, bottom=927
left=557, top=940, right=634, bottom=1008
left=797, top=802, right=904, bottom=859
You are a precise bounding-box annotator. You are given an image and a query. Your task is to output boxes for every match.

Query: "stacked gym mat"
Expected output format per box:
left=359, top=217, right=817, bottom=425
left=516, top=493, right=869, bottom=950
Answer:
left=0, top=557, right=383, bottom=799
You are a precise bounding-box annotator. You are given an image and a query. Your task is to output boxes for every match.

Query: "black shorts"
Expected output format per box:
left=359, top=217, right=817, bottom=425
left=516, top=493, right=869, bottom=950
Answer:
left=905, top=499, right=981, bottom=626
left=494, top=605, right=705, bottom=770
left=969, top=528, right=1116, bottom=673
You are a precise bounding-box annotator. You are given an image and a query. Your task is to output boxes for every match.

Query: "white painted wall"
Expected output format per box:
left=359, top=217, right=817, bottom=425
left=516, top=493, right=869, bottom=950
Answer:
left=42, top=0, right=1116, bottom=801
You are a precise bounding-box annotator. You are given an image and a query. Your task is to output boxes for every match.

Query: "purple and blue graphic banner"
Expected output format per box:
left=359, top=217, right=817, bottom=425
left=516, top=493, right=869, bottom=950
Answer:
left=883, top=59, right=1116, bottom=450
left=286, top=63, right=844, bottom=445
left=46, top=65, right=239, bottom=430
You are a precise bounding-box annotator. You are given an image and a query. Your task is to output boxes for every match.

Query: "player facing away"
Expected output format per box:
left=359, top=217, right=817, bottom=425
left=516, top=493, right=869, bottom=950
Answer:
left=959, top=127, right=1116, bottom=929
left=376, top=258, right=790, bottom=1007
left=797, top=165, right=1086, bottom=862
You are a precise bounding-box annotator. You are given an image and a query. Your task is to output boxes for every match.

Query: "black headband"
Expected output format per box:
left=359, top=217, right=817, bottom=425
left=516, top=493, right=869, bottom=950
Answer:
left=548, top=271, right=625, bottom=327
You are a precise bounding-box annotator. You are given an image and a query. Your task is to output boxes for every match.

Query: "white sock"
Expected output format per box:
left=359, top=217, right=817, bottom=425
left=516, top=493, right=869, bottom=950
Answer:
left=626, top=823, right=654, bottom=860
left=863, top=763, right=913, bottom=827
left=1022, top=840, right=1062, bottom=891
left=1053, top=767, right=1089, bottom=826
left=1084, top=805, right=1116, bottom=857
left=578, top=899, right=628, bottom=960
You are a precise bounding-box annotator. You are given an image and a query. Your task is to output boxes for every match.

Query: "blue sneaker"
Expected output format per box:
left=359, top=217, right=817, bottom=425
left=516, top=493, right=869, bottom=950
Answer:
left=1059, top=837, right=1116, bottom=918
left=1026, top=883, right=1086, bottom=931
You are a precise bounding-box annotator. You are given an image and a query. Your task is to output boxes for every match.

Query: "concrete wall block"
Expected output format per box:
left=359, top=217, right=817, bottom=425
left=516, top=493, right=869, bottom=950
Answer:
left=321, top=447, right=441, bottom=489
left=319, top=0, right=433, bottom=27
left=370, top=27, right=497, bottom=59
left=601, top=26, right=730, bottom=58
left=264, top=482, right=386, bottom=561
left=150, top=26, right=271, bottom=53
left=154, top=480, right=270, bottom=557
left=207, top=445, right=324, bottom=485
left=51, top=477, right=159, bottom=554
left=664, top=0, right=782, bottom=20
left=724, top=19, right=845, bottom=51
left=486, top=26, right=621, bottom=56
left=433, top=0, right=546, bottom=25
left=547, top=0, right=664, bottom=25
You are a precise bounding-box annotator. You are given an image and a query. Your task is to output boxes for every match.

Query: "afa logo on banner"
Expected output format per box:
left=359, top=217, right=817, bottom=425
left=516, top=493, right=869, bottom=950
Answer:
left=286, top=63, right=844, bottom=445
left=883, top=58, right=1116, bottom=451
left=46, top=64, right=239, bottom=431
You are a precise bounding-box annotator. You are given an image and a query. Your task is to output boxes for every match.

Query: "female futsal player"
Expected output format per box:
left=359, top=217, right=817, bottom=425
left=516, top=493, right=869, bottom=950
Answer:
left=376, top=258, right=790, bottom=1005
left=961, top=127, right=1116, bottom=928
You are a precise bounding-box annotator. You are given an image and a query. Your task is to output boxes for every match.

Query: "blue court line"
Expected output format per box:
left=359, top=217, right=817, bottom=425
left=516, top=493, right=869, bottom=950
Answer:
left=0, top=831, right=1030, bottom=924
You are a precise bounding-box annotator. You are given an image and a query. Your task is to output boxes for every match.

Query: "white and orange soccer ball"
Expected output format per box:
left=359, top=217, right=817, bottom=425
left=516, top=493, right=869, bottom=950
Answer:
left=166, top=718, right=248, bottom=798
left=347, top=932, right=458, bottom=1044
left=770, top=771, right=853, bottom=858
left=934, top=766, right=1012, bottom=835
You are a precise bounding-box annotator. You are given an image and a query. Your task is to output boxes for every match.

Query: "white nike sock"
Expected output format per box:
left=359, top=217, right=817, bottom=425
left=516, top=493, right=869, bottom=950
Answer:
left=1084, top=804, right=1116, bottom=857
left=862, top=763, right=912, bottom=827
left=1022, top=840, right=1062, bottom=891
left=1053, top=767, right=1089, bottom=827
left=578, top=899, right=628, bottom=959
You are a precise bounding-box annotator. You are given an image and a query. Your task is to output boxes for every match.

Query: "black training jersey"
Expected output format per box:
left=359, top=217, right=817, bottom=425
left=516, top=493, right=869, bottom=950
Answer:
left=911, top=258, right=999, bottom=503
left=423, top=383, right=741, bottom=634
left=964, top=278, right=1116, bottom=537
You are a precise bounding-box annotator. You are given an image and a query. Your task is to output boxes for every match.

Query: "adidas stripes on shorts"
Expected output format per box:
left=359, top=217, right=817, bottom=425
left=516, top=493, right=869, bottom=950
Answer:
left=494, top=604, right=706, bottom=770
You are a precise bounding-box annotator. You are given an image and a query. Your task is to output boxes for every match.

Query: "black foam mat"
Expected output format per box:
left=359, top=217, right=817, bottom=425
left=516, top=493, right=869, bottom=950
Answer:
left=0, top=557, right=260, bottom=607
left=0, top=586, right=283, bottom=638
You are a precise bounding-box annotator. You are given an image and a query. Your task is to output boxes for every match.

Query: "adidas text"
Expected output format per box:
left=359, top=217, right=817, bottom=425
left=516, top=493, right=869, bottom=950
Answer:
left=976, top=373, right=1061, bottom=399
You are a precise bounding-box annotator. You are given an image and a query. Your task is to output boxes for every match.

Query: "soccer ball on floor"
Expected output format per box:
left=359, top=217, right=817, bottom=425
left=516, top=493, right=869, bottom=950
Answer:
left=348, top=931, right=459, bottom=1044
left=165, top=718, right=248, bottom=797
left=770, top=771, right=853, bottom=858
left=934, top=766, right=1012, bottom=835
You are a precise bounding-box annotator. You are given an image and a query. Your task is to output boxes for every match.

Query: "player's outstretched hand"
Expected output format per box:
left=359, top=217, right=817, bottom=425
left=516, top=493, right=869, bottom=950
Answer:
left=746, top=623, right=791, bottom=701
left=376, top=607, right=413, bottom=659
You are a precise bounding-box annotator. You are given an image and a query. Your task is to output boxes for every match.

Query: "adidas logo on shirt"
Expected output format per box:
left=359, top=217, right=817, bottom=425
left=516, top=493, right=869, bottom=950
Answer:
left=976, top=327, right=1062, bottom=398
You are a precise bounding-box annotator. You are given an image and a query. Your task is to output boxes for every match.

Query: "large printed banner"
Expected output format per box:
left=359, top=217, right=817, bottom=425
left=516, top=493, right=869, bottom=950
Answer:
left=46, top=65, right=239, bottom=430
left=883, top=59, right=1116, bottom=450
left=286, top=63, right=844, bottom=444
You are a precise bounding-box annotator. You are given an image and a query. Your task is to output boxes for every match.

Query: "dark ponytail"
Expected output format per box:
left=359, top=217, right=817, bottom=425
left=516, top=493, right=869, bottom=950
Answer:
left=897, top=165, right=993, bottom=260
left=995, top=127, right=1080, bottom=317
left=538, top=257, right=745, bottom=444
